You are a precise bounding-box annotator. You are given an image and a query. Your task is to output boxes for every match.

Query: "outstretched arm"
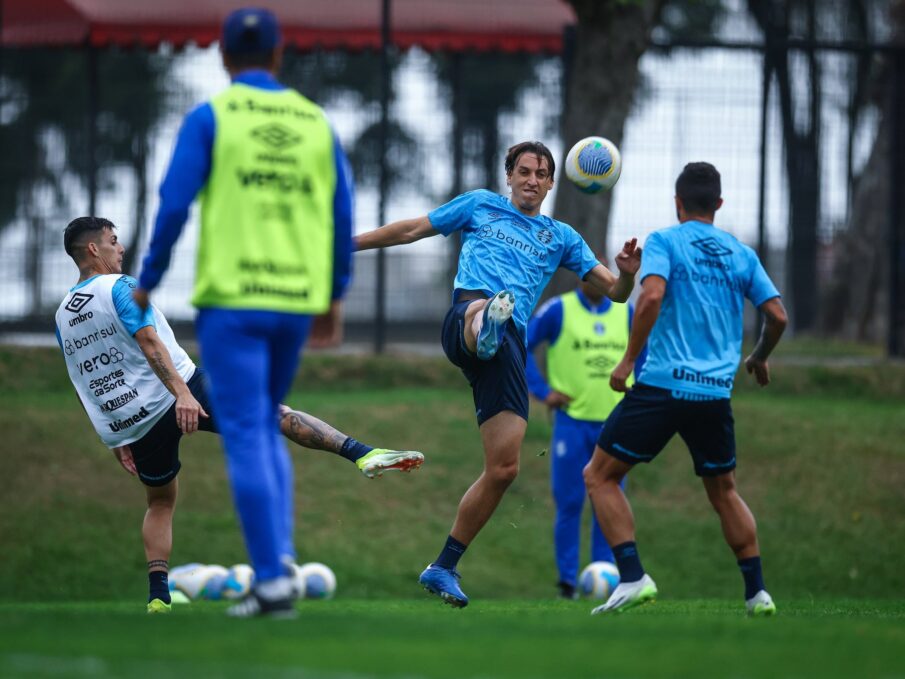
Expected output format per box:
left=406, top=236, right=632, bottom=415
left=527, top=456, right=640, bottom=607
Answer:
left=610, top=275, right=665, bottom=392
left=134, top=326, right=207, bottom=433
left=354, top=216, right=438, bottom=251
left=744, top=297, right=788, bottom=386
left=582, top=238, right=642, bottom=303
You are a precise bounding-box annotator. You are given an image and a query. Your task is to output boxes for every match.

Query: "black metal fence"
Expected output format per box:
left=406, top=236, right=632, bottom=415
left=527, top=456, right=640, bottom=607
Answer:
left=2, top=3, right=903, bottom=353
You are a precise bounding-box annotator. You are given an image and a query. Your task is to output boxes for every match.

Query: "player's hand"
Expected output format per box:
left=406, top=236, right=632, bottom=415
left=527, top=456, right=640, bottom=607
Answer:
left=544, top=390, right=573, bottom=410
left=614, top=238, right=642, bottom=276
left=133, top=288, right=150, bottom=310
left=744, top=354, right=771, bottom=386
left=175, top=392, right=209, bottom=434
left=112, top=445, right=137, bottom=476
left=610, top=357, right=635, bottom=392
left=309, top=300, right=343, bottom=348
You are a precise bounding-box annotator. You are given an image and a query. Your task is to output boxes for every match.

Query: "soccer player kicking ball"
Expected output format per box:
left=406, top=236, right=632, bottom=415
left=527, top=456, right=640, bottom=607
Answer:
left=583, top=162, right=787, bottom=617
left=355, top=141, right=641, bottom=607
left=56, top=217, right=423, bottom=615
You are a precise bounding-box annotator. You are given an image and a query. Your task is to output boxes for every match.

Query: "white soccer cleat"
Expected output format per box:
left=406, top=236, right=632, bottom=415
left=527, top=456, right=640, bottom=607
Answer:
left=746, top=589, right=777, bottom=617
left=590, top=573, right=658, bottom=615
left=356, top=448, right=425, bottom=478
left=476, top=290, right=515, bottom=360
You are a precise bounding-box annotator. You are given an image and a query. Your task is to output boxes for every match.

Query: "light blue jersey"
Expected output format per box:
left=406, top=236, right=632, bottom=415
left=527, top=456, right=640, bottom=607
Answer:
left=637, top=220, right=780, bottom=398
left=428, top=189, right=599, bottom=339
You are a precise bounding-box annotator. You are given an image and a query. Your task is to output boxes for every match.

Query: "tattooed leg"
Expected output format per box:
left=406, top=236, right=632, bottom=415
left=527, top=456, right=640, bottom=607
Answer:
left=278, top=406, right=348, bottom=454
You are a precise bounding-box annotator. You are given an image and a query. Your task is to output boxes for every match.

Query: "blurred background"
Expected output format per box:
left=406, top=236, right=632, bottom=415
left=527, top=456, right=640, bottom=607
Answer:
left=1, top=0, right=904, bottom=354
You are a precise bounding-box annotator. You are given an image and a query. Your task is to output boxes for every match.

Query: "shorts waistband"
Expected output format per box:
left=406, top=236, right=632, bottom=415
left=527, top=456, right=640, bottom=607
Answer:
left=454, top=289, right=491, bottom=303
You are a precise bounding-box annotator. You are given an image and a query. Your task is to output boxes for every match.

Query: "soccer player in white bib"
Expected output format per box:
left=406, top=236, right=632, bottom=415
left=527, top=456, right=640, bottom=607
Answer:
left=355, top=141, right=641, bottom=607
left=583, top=162, right=787, bottom=616
left=56, top=216, right=423, bottom=614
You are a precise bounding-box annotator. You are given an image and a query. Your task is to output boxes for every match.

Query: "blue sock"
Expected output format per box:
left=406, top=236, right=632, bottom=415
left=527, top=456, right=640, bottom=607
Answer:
left=339, top=437, right=373, bottom=463
left=738, top=556, right=765, bottom=600
left=612, top=541, right=645, bottom=583
left=434, top=535, right=468, bottom=570
left=148, top=570, right=170, bottom=604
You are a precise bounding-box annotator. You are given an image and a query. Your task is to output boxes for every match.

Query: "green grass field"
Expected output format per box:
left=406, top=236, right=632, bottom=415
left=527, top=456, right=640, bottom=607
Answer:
left=2, top=346, right=904, bottom=678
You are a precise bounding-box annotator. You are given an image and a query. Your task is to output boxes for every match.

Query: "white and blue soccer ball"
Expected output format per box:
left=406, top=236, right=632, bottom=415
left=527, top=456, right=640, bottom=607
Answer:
left=169, top=563, right=229, bottom=600
left=579, top=561, right=621, bottom=599
left=293, top=562, right=336, bottom=600
left=221, top=564, right=256, bottom=600
left=564, top=136, right=622, bottom=194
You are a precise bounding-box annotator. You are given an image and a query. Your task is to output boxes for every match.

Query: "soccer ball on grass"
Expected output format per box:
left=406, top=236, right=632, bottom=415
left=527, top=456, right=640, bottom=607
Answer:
left=292, top=562, right=336, bottom=600
left=579, top=561, right=621, bottom=599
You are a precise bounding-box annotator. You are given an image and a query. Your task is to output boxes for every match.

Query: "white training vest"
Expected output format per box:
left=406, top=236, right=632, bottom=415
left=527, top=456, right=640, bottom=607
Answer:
left=55, top=275, right=196, bottom=447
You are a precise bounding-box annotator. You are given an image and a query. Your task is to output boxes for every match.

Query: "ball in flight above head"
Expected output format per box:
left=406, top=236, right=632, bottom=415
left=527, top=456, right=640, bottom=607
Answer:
left=564, top=136, right=622, bottom=194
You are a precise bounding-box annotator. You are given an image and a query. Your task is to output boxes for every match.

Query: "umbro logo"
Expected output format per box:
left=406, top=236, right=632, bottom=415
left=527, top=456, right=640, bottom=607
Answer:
left=65, top=292, right=94, bottom=314
left=585, top=355, right=615, bottom=371
left=250, top=122, right=301, bottom=150
left=691, top=237, right=733, bottom=257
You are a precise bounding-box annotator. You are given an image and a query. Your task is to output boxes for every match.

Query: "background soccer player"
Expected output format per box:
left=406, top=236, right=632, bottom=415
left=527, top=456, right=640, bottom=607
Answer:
left=56, top=216, right=423, bottom=614
left=583, top=162, right=787, bottom=616
left=526, top=257, right=645, bottom=599
left=134, top=8, right=356, bottom=617
left=355, top=140, right=641, bottom=607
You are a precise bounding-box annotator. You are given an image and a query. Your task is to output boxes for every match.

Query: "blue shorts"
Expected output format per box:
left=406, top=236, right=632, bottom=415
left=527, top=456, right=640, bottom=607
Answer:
left=597, top=383, right=736, bottom=477
left=129, top=369, right=218, bottom=487
left=441, top=300, right=528, bottom=426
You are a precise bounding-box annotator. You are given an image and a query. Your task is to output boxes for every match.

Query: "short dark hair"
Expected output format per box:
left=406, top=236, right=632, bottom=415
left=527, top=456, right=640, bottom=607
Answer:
left=505, top=141, right=556, bottom=180
left=675, top=162, right=721, bottom=214
left=64, top=216, right=115, bottom=259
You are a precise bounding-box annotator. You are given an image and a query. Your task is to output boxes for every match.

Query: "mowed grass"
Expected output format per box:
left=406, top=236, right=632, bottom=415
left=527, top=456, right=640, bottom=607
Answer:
left=2, top=346, right=905, bottom=678
left=1, top=600, right=904, bottom=679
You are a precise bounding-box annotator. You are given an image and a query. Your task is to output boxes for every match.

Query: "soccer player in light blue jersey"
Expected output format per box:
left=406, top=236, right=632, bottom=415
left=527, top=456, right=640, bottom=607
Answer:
left=355, top=141, right=641, bottom=607
left=583, top=162, right=788, bottom=617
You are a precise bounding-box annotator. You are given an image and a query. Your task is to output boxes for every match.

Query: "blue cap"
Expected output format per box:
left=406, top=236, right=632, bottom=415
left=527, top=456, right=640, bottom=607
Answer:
left=222, top=8, right=281, bottom=55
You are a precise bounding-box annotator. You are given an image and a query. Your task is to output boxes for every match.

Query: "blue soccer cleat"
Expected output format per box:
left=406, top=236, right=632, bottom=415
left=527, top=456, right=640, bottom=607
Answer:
left=419, top=564, right=469, bottom=608
left=476, top=290, right=515, bottom=360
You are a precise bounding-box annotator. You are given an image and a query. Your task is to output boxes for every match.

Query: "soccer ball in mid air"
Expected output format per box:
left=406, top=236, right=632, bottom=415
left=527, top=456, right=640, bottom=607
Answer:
left=292, top=562, right=337, bottom=600
left=564, top=136, right=622, bottom=194
left=579, top=561, right=621, bottom=599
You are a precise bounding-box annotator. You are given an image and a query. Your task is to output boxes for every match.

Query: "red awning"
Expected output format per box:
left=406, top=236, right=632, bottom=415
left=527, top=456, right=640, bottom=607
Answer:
left=1, top=0, right=576, bottom=53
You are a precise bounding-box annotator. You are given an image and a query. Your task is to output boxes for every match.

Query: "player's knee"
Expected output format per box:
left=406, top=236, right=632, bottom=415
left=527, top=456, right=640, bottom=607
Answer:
left=583, top=462, right=613, bottom=492
left=704, top=474, right=737, bottom=511
left=146, top=491, right=176, bottom=511
left=487, top=459, right=519, bottom=487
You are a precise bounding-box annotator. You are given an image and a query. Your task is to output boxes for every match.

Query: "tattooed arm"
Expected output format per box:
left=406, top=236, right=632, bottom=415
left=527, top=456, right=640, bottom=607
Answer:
left=134, top=326, right=208, bottom=434
left=278, top=405, right=348, bottom=453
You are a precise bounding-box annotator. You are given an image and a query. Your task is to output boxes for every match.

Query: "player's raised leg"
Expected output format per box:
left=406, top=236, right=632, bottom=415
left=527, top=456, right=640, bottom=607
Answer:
left=703, top=472, right=776, bottom=616
left=461, top=291, right=516, bottom=360
left=584, top=447, right=657, bottom=614
left=420, top=411, right=526, bottom=607
left=278, top=406, right=424, bottom=478
left=143, top=478, right=178, bottom=614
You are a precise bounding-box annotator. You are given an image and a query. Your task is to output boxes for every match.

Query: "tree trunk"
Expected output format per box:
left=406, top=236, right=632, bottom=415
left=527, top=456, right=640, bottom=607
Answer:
left=548, top=0, right=665, bottom=298
left=122, top=134, right=149, bottom=278
left=749, top=0, right=823, bottom=334
left=818, top=0, right=905, bottom=347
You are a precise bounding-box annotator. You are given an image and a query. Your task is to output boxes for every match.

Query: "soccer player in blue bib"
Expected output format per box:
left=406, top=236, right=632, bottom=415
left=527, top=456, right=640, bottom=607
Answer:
left=583, top=162, right=788, bottom=616
left=355, top=141, right=641, bottom=607
left=526, top=259, right=646, bottom=599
